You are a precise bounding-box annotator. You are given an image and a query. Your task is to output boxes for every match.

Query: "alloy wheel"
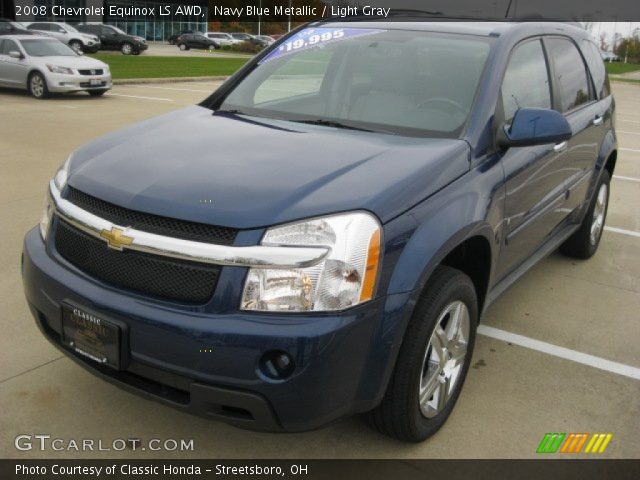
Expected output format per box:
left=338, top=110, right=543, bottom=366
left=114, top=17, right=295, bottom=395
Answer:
left=590, top=183, right=608, bottom=245
left=419, top=301, right=470, bottom=418
left=30, top=75, right=44, bottom=98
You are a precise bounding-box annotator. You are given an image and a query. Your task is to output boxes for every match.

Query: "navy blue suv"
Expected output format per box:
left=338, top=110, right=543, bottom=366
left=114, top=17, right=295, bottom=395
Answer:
left=22, top=21, right=616, bottom=442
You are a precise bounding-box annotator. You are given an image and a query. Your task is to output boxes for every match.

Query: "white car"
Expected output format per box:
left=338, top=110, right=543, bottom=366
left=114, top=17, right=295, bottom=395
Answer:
left=205, top=32, right=243, bottom=46
left=27, top=22, right=100, bottom=54
left=0, top=35, right=112, bottom=99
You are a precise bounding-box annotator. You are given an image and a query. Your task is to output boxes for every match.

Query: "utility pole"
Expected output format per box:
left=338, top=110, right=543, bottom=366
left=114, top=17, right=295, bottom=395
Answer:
left=258, top=0, right=262, bottom=36
left=288, top=0, right=292, bottom=32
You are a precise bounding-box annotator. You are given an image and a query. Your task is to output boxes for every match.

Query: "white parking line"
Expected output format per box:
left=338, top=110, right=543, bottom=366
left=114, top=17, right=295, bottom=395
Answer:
left=614, top=175, right=640, bottom=183
left=617, top=130, right=640, bottom=135
left=127, top=85, right=213, bottom=93
left=620, top=148, right=640, bottom=153
left=620, top=119, right=640, bottom=125
left=478, top=325, right=640, bottom=381
left=107, top=93, right=174, bottom=102
left=604, top=226, right=640, bottom=238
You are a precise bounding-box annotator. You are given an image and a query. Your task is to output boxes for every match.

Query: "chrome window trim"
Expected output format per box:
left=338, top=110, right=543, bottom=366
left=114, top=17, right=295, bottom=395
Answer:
left=49, top=181, right=329, bottom=269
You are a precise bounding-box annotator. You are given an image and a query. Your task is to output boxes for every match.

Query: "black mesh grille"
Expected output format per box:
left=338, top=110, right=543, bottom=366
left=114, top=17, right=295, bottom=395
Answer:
left=65, top=187, right=237, bottom=246
left=78, top=69, right=104, bottom=75
left=55, top=220, right=219, bottom=304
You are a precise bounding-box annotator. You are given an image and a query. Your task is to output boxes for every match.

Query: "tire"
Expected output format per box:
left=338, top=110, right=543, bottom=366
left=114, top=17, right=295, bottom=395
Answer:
left=88, top=90, right=107, bottom=97
left=120, top=43, right=133, bottom=55
left=69, top=40, right=83, bottom=53
left=178, top=43, right=188, bottom=51
left=28, top=72, right=48, bottom=99
left=367, top=266, right=478, bottom=442
left=560, top=170, right=611, bottom=259
left=132, top=51, right=141, bottom=56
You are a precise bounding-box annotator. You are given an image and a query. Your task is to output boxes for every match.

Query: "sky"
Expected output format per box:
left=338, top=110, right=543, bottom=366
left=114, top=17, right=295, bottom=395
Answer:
left=588, top=22, right=640, bottom=49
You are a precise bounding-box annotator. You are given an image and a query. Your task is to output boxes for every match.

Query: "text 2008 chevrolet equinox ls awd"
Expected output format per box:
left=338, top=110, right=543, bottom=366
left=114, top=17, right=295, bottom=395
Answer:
left=22, top=21, right=616, bottom=442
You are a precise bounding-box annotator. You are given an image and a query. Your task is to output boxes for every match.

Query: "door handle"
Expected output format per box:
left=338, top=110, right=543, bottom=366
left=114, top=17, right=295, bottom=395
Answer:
left=553, top=141, right=568, bottom=152
left=593, top=115, right=604, bottom=126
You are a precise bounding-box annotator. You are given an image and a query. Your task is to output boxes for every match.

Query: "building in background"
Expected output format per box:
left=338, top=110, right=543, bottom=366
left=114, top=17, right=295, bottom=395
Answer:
left=15, top=0, right=208, bottom=41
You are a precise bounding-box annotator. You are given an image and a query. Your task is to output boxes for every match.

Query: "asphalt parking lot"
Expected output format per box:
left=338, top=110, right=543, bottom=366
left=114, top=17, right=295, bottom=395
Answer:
left=0, top=80, right=638, bottom=459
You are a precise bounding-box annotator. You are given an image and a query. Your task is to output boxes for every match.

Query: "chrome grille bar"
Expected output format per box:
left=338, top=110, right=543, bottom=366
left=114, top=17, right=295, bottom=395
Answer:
left=49, top=181, right=329, bottom=269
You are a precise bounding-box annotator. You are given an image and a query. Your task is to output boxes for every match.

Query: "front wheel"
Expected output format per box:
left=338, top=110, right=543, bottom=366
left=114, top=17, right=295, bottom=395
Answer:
left=367, top=266, right=477, bottom=442
left=120, top=43, right=133, bottom=55
left=560, top=170, right=610, bottom=259
left=28, top=72, right=48, bottom=99
left=178, top=43, right=188, bottom=51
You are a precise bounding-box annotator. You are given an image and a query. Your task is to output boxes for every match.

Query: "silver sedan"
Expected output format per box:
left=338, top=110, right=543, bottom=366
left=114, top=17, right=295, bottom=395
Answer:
left=0, top=35, right=112, bottom=99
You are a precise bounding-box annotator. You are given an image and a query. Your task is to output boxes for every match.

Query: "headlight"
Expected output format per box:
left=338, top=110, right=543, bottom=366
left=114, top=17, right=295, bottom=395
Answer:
left=241, top=212, right=382, bottom=312
left=39, top=190, right=54, bottom=241
left=46, top=64, right=74, bottom=75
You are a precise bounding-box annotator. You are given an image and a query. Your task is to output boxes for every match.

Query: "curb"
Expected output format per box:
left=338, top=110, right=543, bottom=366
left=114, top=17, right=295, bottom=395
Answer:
left=113, top=76, right=229, bottom=85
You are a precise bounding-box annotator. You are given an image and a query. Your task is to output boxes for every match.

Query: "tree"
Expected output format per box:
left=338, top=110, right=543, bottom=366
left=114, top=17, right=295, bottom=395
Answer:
left=599, top=33, right=608, bottom=52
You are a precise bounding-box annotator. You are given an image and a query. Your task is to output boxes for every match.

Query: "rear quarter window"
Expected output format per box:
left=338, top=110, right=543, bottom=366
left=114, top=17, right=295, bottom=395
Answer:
left=546, top=37, right=592, bottom=112
left=581, top=39, right=610, bottom=99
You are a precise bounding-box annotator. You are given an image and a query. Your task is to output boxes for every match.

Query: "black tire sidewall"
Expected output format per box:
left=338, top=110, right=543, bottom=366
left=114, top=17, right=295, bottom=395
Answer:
left=407, top=271, right=478, bottom=440
left=586, top=171, right=611, bottom=255
left=28, top=72, right=47, bottom=99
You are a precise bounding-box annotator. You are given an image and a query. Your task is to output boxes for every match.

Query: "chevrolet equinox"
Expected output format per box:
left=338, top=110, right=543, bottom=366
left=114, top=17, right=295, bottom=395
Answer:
left=23, top=21, right=616, bottom=442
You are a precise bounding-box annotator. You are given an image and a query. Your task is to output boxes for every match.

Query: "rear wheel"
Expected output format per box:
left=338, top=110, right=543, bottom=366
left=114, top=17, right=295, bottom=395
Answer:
left=120, top=43, right=133, bottom=55
left=28, top=72, right=48, bottom=99
left=560, top=170, right=610, bottom=259
left=69, top=40, right=83, bottom=53
left=367, top=266, right=477, bottom=442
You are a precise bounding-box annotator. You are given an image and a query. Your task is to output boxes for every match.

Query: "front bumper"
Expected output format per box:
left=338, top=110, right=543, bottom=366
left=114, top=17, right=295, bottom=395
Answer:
left=22, top=227, right=411, bottom=432
left=133, top=43, right=148, bottom=52
left=82, top=44, right=101, bottom=54
left=46, top=72, right=112, bottom=93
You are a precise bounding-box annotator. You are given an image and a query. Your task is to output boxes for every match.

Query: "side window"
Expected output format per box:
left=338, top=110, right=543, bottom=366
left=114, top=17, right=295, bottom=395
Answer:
left=28, top=23, right=48, bottom=30
left=546, top=38, right=592, bottom=112
left=101, top=26, right=114, bottom=36
left=2, top=39, right=19, bottom=55
left=501, top=40, right=551, bottom=123
left=582, top=40, right=609, bottom=99
left=0, top=40, right=4, bottom=53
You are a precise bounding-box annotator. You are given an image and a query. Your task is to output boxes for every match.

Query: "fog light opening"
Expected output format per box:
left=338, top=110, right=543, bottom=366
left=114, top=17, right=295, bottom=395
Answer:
left=259, top=351, right=295, bottom=380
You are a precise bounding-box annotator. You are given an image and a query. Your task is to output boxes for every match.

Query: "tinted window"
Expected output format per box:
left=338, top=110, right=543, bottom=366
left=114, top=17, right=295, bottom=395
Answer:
left=28, top=23, right=50, bottom=31
left=501, top=40, right=551, bottom=123
left=2, top=39, right=19, bottom=55
left=0, top=22, right=11, bottom=33
left=582, top=40, right=609, bottom=99
left=547, top=38, right=591, bottom=112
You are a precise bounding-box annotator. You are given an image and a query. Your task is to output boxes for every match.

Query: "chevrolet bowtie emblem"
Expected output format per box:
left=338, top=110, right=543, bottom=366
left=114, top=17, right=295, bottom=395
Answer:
left=100, top=227, right=133, bottom=251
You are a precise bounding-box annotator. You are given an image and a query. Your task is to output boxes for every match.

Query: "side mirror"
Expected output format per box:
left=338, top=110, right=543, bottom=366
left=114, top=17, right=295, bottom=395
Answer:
left=498, top=108, right=572, bottom=149
left=9, top=51, right=24, bottom=59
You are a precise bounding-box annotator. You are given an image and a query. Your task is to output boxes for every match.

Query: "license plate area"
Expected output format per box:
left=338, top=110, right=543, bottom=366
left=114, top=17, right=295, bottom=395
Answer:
left=61, top=304, right=121, bottom=369
left=90, top=79, right=101, bottom=86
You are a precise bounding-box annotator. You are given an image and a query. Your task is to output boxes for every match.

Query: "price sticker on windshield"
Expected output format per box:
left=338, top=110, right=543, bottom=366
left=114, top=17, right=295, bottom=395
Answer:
left=259, top=27, right=386, bottom=64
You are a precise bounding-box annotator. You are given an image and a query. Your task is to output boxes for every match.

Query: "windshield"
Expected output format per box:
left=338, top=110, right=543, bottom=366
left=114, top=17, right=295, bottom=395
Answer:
left=220, top=28, right=492, bottom=138
left=20, top=39, right=77, bottom=57
left=62, top=23, right=78, bottom=33
left=111, top=26, right=126, bottom=35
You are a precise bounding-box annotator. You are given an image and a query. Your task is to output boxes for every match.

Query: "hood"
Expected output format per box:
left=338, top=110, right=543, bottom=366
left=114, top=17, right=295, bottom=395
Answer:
left=67, top=106, right=470, bottom=230
left=34, top=55, right=106, bottom=69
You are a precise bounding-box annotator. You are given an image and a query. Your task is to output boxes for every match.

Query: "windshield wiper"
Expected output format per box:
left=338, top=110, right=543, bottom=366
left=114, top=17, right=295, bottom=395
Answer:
left=215, top=108, right=246, bottom=115
left=293, top=119, right=376, bottom=132
left=293, top=119, right=397, bottom=135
